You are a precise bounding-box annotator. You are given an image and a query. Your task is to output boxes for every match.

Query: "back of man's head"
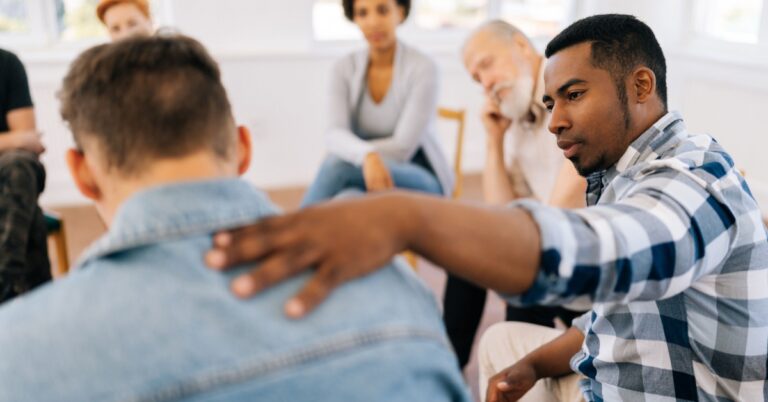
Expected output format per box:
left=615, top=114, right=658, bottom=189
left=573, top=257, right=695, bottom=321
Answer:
left=545, top=14, right=668, bottom=110
left=59, top=34, right=234, bottom=176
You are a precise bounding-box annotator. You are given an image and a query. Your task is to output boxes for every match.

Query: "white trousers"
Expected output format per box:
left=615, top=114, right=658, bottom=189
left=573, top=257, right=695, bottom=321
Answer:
left=478, top=322, right=585, bottom=402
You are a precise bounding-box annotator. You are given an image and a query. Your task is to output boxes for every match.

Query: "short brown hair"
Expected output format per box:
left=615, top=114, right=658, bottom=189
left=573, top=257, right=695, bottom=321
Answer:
left=59, top=34, right=235, bottom=176
left=342, top=0, right=410, bottom=22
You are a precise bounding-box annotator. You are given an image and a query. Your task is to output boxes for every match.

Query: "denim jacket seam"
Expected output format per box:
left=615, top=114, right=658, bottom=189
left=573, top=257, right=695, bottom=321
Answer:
left=77, top=207, right=273, bottom=267
left=116, top=326, right=449, bottom=402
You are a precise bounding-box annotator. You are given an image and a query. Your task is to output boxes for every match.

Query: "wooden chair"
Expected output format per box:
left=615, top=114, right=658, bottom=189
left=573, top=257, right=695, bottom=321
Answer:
left=437, top=107, right=467, bottom=199
left=404, top=107, right=467, bottom=269
left=45, top=211, right=70, bottom=276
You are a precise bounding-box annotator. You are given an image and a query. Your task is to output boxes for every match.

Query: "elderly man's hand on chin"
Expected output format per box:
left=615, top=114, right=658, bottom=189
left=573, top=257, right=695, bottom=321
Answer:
left=205, top=191, right=541, bottom=319
left=481, top=97, right=512, bottom=145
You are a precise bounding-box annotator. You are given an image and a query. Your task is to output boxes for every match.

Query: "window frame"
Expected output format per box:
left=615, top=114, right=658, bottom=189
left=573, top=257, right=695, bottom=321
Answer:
left=681, top=0, right=768, bottom=68
left=310, top=0, right=577, bottom=51
left=0, top=0, right=174, bottom=51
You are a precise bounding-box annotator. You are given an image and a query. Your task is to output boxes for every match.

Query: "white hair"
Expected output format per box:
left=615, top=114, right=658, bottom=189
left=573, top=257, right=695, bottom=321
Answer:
left=463, top=19, right=533, bottom=52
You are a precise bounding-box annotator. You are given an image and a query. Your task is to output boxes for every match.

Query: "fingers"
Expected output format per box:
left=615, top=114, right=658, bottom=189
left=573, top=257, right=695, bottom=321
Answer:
left=486, top=373, right=502, bottom=402
left=206, top=216, right=288, bottom=269
left=282, top=260, right=344, bottom=318
left=482, top=96, right=501, bottom=115
left=383, top=168, right=394, bottom=188
left=496, top=380, right=511, bottom=392
left=230, top=243, right=318, bottom=298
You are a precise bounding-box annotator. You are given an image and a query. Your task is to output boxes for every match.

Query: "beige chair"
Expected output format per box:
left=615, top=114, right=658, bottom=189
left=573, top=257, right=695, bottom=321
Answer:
left=404, top=107, right=466, bottom=269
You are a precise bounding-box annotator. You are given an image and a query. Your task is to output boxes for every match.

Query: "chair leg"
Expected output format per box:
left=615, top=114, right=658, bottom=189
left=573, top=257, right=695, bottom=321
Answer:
left=53, top=225, right=70, bottom=275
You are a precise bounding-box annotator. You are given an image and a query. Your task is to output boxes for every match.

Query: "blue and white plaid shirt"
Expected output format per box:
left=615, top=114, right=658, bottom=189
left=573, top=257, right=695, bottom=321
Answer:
left=508, top=112, right=768, bottom=401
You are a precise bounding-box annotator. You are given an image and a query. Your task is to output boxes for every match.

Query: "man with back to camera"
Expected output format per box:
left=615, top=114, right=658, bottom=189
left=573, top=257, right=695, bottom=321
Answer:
left=208, top=14, right=768, bottom=402
left=0, top=34, right=471, bottom=402
left=0, top=47, right=49, bottom=304
left=442, top=20, right=588, bottom=371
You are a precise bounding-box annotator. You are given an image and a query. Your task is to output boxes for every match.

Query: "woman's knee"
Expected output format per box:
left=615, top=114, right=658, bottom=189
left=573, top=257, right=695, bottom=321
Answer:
left=317, top=155, right=359, bottom=178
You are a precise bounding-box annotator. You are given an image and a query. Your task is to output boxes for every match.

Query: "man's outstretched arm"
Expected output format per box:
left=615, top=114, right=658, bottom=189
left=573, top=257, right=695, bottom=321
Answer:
left=206, top=192, right=542, bottom=317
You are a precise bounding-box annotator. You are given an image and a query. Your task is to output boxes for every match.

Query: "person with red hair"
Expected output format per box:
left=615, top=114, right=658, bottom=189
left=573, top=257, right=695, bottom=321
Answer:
left=97, top=0, right=153, bottom=41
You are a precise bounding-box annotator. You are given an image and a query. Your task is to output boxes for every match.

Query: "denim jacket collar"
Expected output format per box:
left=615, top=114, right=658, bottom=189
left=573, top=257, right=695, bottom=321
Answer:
left=77, top=179, right=278, bottom=268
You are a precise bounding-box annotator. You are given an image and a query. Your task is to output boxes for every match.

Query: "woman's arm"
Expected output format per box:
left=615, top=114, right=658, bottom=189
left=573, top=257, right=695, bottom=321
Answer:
left=0, top=108, right=44, bottom=154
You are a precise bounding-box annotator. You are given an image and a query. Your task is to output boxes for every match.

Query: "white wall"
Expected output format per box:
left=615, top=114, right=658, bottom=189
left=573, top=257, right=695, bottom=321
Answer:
left=5, top=0, right=768, bottom=214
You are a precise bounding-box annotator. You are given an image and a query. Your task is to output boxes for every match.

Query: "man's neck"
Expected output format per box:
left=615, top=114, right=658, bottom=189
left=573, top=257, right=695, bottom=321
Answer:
left=99, top=152, right=237, bottom=226
left=625, top=107, right=668, bottom=147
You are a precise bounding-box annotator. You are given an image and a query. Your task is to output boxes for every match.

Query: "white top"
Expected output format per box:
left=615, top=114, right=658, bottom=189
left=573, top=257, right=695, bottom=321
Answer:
left=324, top=41, right=454, bottom=196
left=357, top=85, right=398, bottom=139
left=504, top=60, right=566, bottom=202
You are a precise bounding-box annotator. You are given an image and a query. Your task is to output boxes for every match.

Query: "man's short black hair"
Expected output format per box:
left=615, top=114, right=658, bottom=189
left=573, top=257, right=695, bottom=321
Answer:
left=545, top=14, right=668, bottom=110
left=342, top=0, right=410, bottom=22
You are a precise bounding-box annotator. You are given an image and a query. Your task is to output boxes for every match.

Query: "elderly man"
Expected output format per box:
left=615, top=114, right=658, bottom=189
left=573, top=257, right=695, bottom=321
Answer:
left=442, top=20, right=586, bottom=369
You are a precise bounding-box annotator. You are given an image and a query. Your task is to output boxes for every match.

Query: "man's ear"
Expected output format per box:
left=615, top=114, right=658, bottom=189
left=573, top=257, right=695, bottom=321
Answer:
left=66, top=148, right=102, bottom=201
left=632, top=67, right=656, bottom=104
left=236, top=125, right=252, bottom=176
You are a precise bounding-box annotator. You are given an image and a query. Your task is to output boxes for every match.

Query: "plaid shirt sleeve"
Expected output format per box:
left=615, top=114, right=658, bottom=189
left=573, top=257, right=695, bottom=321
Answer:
left=504, top=161, right=739, bottom=307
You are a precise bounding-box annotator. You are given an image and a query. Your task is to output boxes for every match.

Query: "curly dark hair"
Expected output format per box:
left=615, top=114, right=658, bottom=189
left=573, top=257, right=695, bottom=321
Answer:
left=342, top=0, right=410, bottom=22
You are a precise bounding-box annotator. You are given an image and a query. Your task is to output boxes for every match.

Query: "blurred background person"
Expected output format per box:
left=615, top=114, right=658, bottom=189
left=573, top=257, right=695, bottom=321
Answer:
left=0, top=47, right=48, bottom=304
left=97, top=0, right=154, bottom=42
left=302, top=0, right=453, bottom=206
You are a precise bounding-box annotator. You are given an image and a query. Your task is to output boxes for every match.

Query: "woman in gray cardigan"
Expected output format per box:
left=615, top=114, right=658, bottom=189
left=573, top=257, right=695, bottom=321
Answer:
left=302, top=0, right=453, bottom=206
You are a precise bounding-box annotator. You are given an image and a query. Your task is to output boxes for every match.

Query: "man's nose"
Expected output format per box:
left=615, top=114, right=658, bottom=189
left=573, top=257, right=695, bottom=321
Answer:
left=548, top=104, right=570, bottom=135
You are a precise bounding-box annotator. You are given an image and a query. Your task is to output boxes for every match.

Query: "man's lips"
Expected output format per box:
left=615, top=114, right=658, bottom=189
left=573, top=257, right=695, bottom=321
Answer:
left=557, top=139, right=582, bottom=159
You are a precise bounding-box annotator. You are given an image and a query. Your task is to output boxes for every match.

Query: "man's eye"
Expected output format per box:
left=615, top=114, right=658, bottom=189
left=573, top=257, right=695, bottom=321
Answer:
left=545, top=103, right=554, bottom=112
left=568, top=91, right=584, bottom=101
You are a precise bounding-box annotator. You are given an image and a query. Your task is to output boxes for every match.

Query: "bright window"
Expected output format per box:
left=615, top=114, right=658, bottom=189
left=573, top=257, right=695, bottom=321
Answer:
left=694, top=0, right=765, bottom=44
left=311, top=0, right=572, bottom=42
left=312, top=0, right=360, bottom=41
left=0, top=0, right=169, bottom=48
left=498, top=0, right=569, bottom=39
left=413, top=0, right=487, bottom=30
left=57, top=0, right=105, bottom=41
left=0, top=0, right=29, bottom=34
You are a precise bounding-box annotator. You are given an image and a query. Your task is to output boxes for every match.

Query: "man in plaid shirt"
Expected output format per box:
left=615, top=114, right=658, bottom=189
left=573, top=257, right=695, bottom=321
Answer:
left=205, top=14, right=768, bottom=402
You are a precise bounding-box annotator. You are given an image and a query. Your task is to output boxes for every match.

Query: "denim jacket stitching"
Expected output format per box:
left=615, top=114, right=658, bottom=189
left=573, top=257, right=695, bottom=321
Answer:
left=117, top=326, right=449, bottom=402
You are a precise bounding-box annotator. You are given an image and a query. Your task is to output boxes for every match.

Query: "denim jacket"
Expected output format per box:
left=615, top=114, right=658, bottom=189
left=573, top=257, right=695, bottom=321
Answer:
left=0, top=179, right=470, bottom=402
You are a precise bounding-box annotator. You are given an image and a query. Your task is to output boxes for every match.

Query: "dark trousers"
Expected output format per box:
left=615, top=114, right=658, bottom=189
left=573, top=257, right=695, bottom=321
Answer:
left=443, top=274, right=583, bottom=368
left=0, top=150, right=50, bottom=304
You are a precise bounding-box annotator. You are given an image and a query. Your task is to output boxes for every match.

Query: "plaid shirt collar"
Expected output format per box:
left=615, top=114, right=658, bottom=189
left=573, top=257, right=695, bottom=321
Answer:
left=586, top=111, right=685, bottom=206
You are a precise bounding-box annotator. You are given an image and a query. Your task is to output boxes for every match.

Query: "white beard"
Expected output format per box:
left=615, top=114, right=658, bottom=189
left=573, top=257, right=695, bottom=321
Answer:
left=493, top=74, right=535, bottom=121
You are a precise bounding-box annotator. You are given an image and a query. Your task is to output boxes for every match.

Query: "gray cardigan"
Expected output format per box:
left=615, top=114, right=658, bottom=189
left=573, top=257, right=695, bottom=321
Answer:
left=325, top=41, right=454, bottom=196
